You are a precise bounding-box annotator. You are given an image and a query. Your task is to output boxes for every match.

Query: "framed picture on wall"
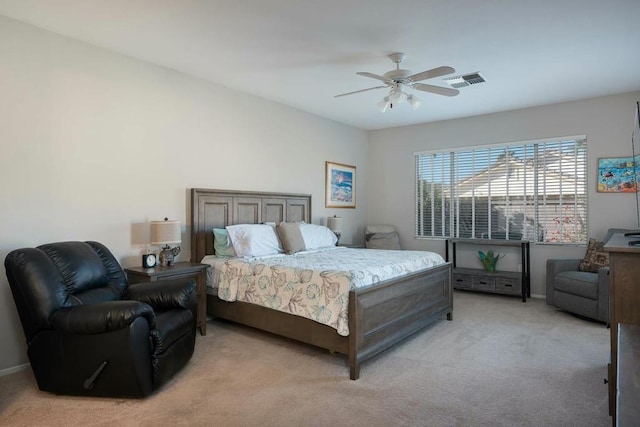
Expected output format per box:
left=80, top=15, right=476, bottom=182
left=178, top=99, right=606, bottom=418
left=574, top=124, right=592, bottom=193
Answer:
left=597, top=156, right=640, bottom=193
left=325, top=161, right=356, bottom=208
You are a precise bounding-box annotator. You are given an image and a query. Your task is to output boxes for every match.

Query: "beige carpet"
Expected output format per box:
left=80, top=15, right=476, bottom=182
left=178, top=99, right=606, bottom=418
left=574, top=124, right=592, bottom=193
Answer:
left=0, top=291, right=610, bottom=427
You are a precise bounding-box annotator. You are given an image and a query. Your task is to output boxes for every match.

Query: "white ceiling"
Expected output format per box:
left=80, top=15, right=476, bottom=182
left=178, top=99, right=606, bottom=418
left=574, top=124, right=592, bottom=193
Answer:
left=1, top=0, right=639, bottom=130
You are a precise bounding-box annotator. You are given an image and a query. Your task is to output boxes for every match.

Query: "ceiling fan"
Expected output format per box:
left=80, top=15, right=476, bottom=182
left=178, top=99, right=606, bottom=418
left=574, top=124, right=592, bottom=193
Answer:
left=335, top=52, right=459, bottom=112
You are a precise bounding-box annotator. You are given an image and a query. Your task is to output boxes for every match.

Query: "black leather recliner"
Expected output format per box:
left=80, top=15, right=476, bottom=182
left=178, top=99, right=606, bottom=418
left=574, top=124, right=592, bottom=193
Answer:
left=5, top=241, right=197, bottom=398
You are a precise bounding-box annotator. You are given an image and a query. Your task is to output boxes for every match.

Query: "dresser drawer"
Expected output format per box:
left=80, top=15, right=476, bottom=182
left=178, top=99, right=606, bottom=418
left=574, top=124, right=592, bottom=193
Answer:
left=495, top=277, right=521, bottom=294
left=472, top=276, right=495, bottom=291
left=453, top=273, right=472, bottom=289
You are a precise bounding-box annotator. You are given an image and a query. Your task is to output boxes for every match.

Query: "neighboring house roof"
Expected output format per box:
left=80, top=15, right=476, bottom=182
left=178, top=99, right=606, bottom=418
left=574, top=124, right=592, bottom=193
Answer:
left=448, top=153, right=585, bottom=198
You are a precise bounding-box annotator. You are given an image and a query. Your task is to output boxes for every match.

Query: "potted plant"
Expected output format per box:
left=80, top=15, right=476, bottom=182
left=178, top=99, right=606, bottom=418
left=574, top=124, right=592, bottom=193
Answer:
left=477, top=250, right=504, bottom=272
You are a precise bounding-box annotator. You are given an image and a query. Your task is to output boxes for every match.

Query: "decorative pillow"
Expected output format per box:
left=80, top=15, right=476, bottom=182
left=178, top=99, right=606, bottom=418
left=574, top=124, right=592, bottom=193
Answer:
left=212, top=228, right=237, bottom=257
left=578, top=238, right=609, bottom=272
left=276, top=222, right=306, bottom=254
left=365, top=232, right=401, bottom=250
left=299, top=223, right=338, bottom=250
left=226, top=224, right=283, bottom=257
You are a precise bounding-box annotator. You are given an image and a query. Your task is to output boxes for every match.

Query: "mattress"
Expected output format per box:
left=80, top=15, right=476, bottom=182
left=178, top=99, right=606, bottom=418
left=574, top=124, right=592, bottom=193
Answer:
left=201, top=246, right=445, bottom=336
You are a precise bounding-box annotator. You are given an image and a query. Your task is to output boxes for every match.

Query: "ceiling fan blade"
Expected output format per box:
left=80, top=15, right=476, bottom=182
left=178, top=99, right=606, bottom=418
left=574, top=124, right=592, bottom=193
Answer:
left=411, top=83, right=460, bottom=97
left=356, top=72, right=392, bottom=83
left=407, top=66, right=456, bottom=82
left=334, top=85, right=388, bottom=98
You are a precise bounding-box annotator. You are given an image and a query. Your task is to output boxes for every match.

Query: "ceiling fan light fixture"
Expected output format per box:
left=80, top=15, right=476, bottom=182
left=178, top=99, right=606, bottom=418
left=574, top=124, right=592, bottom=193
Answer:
left=407, top=94, right=422, bottom=110
left=334, top=52, right=460, bottom=111
left=377, top=96, right=390, bottom=113
left=389, top=87, right=406, bottom=104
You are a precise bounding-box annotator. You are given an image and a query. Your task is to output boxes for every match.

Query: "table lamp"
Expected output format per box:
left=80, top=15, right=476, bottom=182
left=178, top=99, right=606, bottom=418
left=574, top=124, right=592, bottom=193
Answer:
left=150, top=218, right=181, bottom=266
left=327, top=215, right=343, bottom=245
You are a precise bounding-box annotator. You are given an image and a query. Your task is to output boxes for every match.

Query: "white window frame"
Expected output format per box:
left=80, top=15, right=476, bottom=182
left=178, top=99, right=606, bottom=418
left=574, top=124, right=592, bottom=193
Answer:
left=415, top=135, right=588, bottom=244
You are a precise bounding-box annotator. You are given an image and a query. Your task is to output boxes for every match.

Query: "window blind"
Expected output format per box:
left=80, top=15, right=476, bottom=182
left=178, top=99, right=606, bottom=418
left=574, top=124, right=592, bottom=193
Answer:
left=415, top=137, right=587, bottom=243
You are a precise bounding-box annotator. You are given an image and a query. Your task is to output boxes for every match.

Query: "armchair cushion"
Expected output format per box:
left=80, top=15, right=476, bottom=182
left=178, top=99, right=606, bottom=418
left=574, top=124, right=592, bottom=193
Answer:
left=50, top=301, right=156, bottom=334
left=365, top=231, right=401, bottom=250
left=553, top=271, right=600, bottom=299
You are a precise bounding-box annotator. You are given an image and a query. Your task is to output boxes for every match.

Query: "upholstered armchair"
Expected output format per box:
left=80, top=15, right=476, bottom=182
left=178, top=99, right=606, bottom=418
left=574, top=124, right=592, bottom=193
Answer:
left=5, top=241, right=197, bottom=398
left=545, top=258, right=609, bottom=323
left=365, top=225, right=401, bottom=249
left=545, top=228, right=635, bottom=324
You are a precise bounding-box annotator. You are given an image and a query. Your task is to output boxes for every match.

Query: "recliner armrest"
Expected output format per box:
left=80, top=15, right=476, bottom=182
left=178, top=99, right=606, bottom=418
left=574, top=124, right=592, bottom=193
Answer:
left=50, top=300, right=156, bottom=334
left=125, top=278, right=196, bottom=312
left=546, top=258, right=583, bottom=306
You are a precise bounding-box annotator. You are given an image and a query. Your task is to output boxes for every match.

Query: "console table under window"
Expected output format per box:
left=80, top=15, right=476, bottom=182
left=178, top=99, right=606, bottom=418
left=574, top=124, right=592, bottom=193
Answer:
left=446, top=238, right=531, bottom=302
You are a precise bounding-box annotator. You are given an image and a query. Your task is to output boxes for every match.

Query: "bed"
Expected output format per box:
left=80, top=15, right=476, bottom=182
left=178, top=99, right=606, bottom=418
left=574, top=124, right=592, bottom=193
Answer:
left=190, top=188, right=452, bottom=380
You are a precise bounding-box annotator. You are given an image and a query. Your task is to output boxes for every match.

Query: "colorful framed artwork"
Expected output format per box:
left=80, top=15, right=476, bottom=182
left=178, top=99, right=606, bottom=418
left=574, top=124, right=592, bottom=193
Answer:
left=597, top=156, right=640, bottom=192
left=325, top=161, right=356, bottom=208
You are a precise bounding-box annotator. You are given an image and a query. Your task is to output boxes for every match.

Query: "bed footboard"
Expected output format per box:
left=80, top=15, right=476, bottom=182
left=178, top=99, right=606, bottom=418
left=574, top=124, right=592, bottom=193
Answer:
left=207, top=263, right=452, bottom=380
left=347, top=263, right=452, bottom=380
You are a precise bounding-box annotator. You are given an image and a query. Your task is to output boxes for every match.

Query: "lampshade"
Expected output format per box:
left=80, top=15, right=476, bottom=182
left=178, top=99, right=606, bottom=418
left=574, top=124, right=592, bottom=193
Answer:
left=150, top=219, right=181, bottom=245
left=407, top=94, right=422, bottom=110
left=377, top=96, right=390, bottom=113
left=327, top=216, right=343, bottom=233
left=389, top=87, right=407, bottom=104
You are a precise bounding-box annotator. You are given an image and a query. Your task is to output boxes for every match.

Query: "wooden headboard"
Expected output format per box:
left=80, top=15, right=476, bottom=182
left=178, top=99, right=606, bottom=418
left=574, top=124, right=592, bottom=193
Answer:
left=190, top=188, right=311, bottom=262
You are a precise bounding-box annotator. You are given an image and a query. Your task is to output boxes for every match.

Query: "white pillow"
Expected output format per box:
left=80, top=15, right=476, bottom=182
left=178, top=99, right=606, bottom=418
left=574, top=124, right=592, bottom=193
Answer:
left=299, top=223, right=338, bottom=250
left=226, top=224, right=283, bottom=257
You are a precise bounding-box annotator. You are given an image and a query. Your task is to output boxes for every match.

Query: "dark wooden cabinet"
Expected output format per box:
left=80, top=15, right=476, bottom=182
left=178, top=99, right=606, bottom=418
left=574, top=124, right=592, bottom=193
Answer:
left=125, top=262, right=210, bottom=336
left=616, top=324, right=640, bottom=426
left=446, top=238, right=530, bottom=302
left=604, top=233, right=640, bottom=426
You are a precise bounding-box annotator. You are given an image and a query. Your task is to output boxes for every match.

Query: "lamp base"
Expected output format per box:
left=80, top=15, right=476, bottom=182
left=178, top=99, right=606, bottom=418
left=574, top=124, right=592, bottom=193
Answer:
left=334, top=232, right=341, bottom=246
left=158, top=245, right=181, bottom=266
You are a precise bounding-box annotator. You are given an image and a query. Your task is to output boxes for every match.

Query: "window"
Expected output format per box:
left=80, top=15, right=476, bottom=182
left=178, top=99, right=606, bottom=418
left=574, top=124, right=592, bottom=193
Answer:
left=415, top=136, right=587, bottom=244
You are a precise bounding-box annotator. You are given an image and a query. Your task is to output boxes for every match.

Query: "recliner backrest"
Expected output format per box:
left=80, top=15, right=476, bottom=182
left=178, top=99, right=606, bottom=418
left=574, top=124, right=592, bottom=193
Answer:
left=5, top=241, right=128, bottom=342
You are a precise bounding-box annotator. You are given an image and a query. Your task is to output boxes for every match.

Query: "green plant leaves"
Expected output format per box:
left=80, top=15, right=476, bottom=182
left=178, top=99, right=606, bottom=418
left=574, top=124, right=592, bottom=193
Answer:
left=477, top=250, right=504, bottom=271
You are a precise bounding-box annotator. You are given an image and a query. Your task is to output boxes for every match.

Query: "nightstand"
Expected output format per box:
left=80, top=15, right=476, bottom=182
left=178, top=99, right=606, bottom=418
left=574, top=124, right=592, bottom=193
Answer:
left=125, top=262, right=210, bottom=336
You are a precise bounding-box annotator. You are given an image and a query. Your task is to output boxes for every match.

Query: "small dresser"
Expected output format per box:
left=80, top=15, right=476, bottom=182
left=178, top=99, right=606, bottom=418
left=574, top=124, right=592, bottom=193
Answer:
left=603, top=233, right=640, bottom=426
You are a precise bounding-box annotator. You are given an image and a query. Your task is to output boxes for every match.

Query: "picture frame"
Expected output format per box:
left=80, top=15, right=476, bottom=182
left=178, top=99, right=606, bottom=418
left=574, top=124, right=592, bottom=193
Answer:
left=325, top=161, right=356, bottom=208
left=597, top=156, right=640, bottom=193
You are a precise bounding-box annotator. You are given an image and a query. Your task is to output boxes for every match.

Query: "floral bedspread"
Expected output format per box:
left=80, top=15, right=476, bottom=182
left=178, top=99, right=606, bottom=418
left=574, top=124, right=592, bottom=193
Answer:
left=202, top=247, right=445, bottom=336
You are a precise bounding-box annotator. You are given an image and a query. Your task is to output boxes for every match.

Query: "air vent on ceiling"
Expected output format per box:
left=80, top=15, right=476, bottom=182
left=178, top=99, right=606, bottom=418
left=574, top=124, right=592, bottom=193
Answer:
left=444, top=72, right=486, bottom=88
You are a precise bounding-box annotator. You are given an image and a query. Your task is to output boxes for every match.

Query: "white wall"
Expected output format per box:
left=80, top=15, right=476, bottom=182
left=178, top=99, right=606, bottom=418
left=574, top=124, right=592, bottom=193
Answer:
left=2, top=13, right=637, bottom=374
left=368, top=91, right=640, bottom=297
left=0, top=16, right=368, bottom=372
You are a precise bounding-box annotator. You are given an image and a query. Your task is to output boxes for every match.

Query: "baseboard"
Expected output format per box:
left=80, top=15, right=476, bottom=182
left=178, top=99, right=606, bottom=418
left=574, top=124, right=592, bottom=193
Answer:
left=530, top=293, right=545, bottom=299
left=0, top=363, right=30, bottom=377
